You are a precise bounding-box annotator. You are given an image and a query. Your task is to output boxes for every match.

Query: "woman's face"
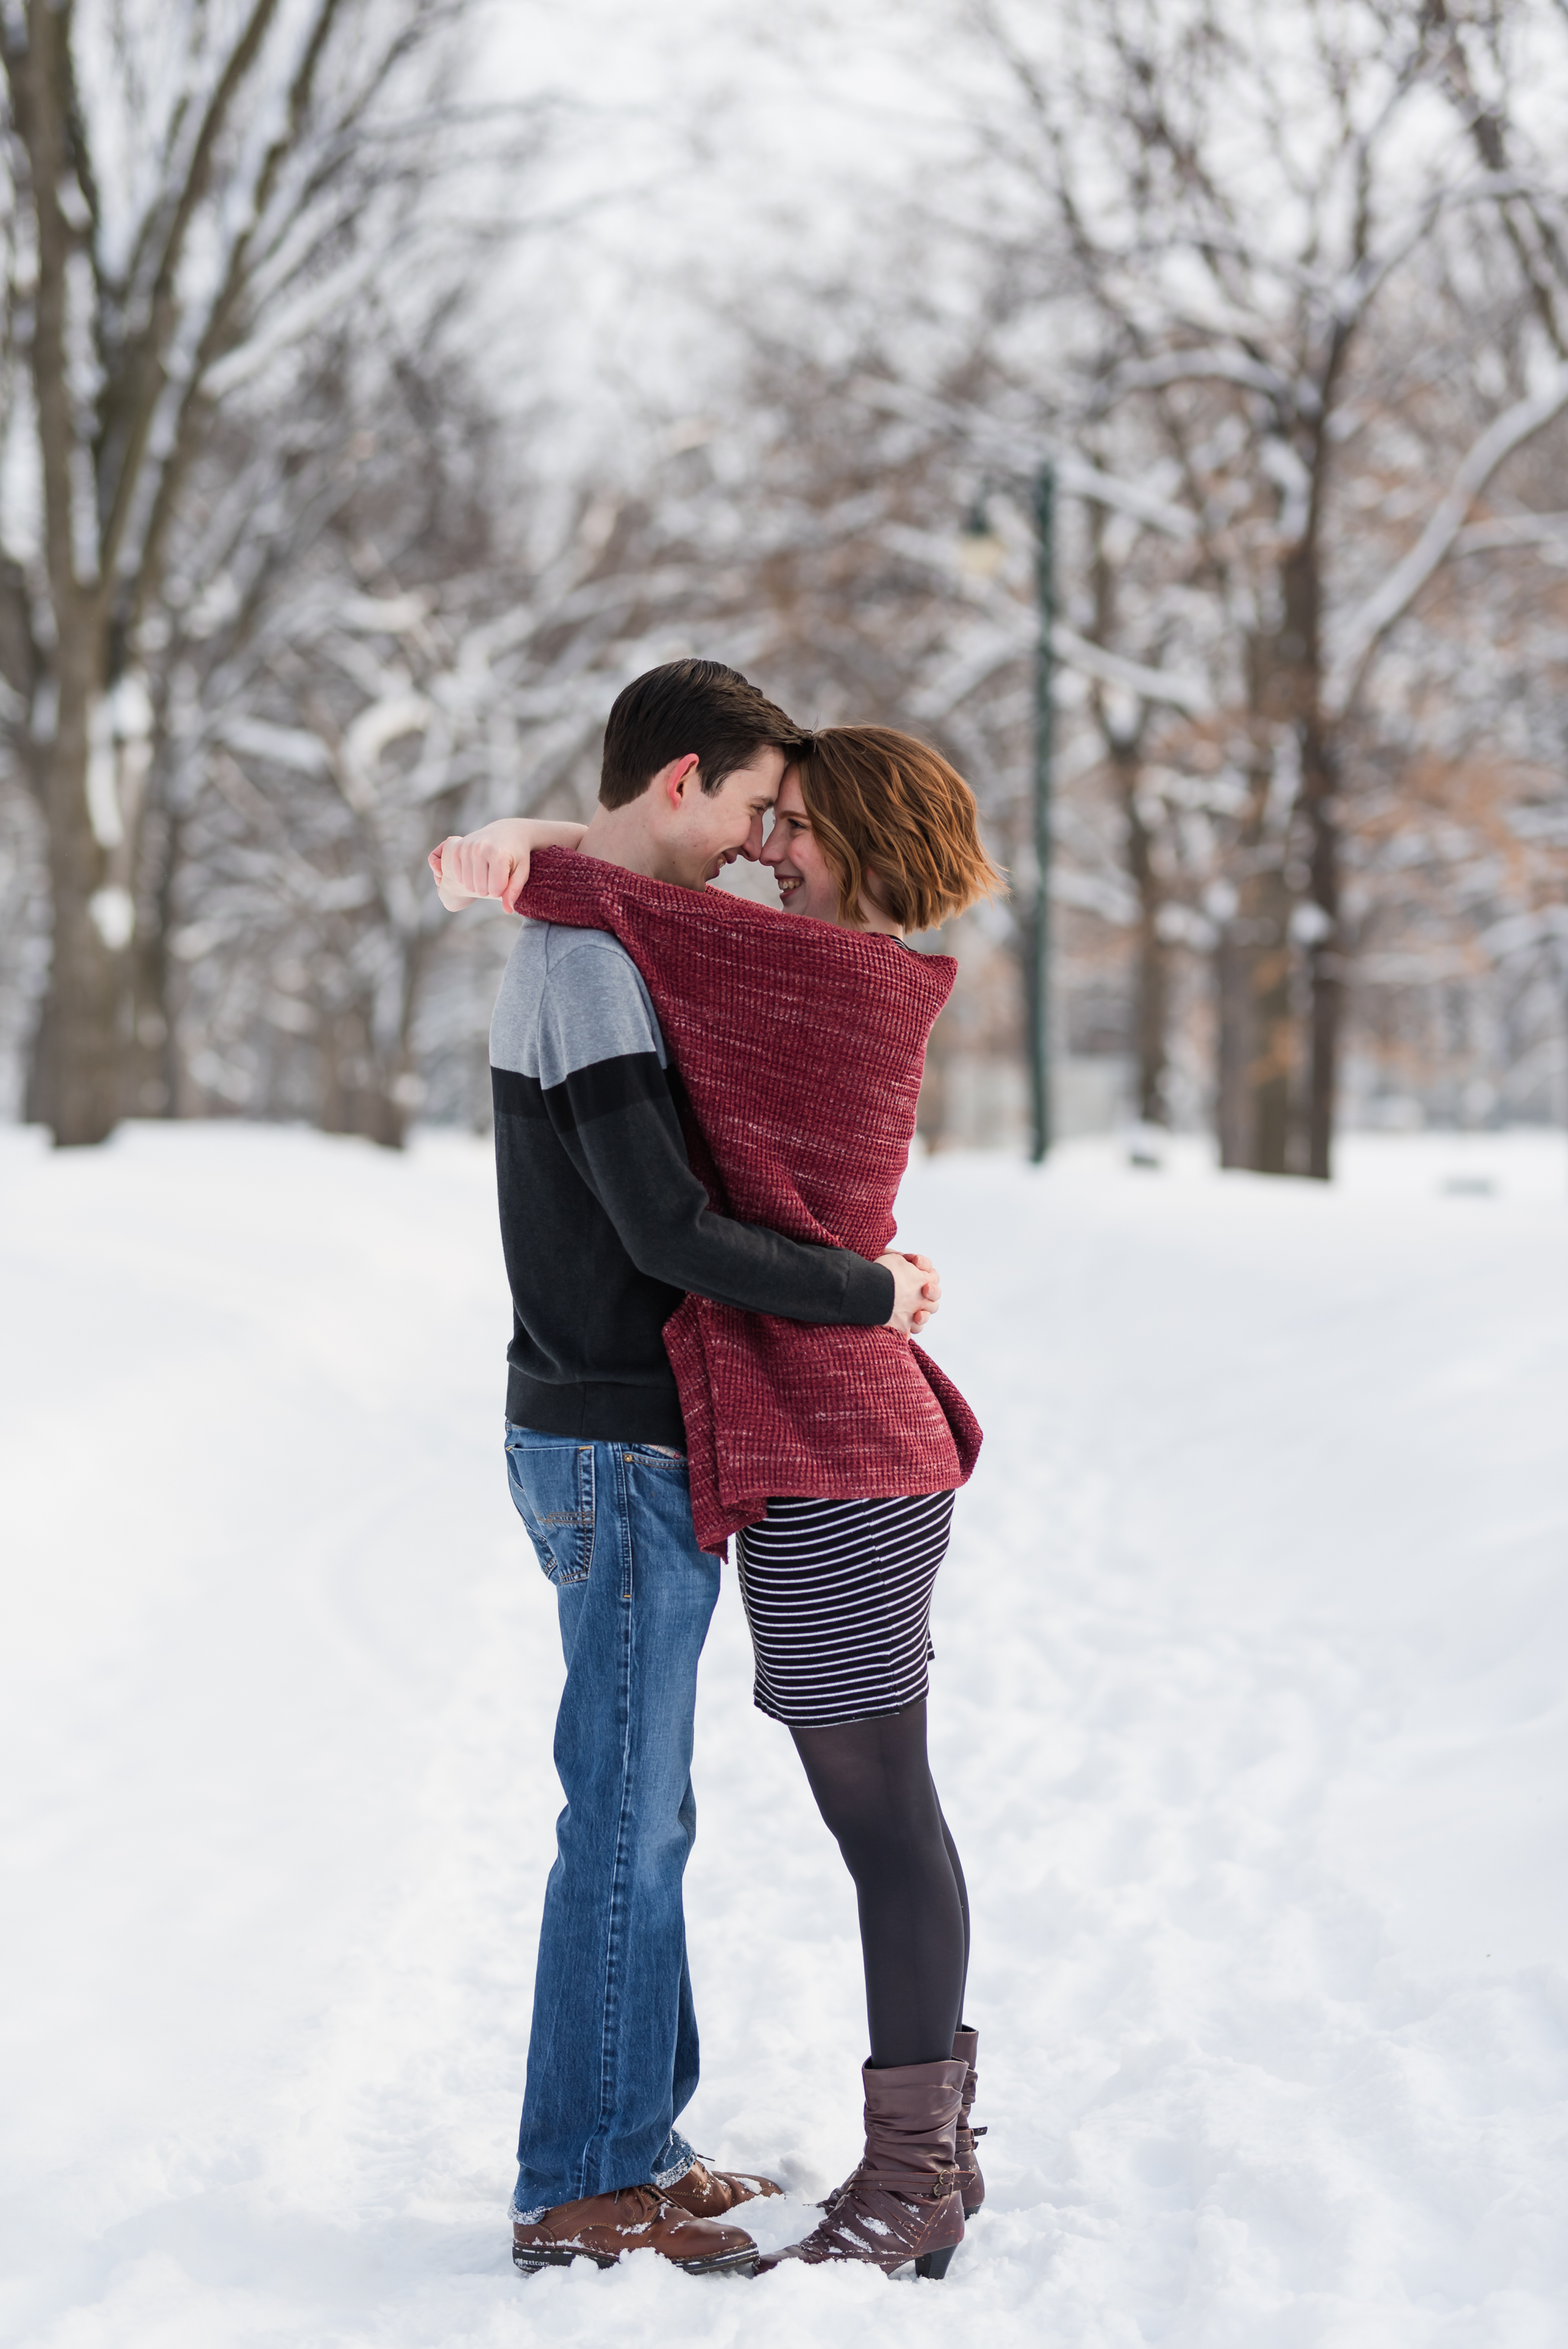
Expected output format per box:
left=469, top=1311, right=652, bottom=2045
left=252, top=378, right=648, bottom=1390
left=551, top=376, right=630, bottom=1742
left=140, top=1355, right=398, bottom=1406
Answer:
left=760, top=769, right=843, bottom=923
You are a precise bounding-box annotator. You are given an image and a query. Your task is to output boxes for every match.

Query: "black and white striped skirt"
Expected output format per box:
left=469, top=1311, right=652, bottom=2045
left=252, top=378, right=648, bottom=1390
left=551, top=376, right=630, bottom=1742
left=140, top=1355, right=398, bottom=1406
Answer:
left=734, top=1491, right=956, bottom=1727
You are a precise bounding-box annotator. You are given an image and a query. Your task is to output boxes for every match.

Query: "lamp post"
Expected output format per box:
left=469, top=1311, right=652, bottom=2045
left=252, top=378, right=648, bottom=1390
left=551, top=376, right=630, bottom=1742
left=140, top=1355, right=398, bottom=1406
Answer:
left=962, top=462, right=1057, bottom=1161
left=1030, top=460, right=1056, bottom=1164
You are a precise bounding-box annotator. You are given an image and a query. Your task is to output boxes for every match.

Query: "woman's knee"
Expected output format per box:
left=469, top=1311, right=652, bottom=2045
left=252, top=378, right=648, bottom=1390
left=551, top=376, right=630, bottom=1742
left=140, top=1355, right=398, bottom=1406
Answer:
left=822, top=1783, right=946, bottom=1874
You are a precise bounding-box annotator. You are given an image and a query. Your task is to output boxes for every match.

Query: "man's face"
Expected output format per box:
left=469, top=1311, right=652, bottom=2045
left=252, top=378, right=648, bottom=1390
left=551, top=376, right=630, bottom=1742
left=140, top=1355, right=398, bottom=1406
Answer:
left=656, top=746, right=786, bottom=888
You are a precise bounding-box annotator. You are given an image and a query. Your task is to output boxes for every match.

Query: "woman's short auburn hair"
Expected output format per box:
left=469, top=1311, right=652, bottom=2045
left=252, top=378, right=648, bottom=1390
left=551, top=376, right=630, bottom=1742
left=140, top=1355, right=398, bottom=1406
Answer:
left=791, top=726, right=1004, bottom=934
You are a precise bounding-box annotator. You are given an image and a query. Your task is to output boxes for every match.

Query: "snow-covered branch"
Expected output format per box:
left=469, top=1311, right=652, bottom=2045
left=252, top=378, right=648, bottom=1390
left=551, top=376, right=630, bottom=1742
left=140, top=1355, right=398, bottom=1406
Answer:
left=1102, top=348, right=1298, bottom=407
left=1051, top=626, right=1212, bottom=717
left=1328, top=365, right=1568, bottom=717
left=850, top=375, right=1198, bottom=542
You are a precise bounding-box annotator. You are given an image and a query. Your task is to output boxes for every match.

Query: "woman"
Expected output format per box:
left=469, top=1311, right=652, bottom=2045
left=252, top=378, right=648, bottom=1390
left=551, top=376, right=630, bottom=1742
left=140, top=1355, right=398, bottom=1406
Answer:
left=434, top=728, right=998, bottom=2280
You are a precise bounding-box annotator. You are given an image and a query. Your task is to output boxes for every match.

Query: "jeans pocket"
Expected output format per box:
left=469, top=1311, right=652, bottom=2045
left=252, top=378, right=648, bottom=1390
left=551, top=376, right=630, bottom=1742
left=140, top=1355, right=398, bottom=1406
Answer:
left=505, top=1434, right=595, bottom=1585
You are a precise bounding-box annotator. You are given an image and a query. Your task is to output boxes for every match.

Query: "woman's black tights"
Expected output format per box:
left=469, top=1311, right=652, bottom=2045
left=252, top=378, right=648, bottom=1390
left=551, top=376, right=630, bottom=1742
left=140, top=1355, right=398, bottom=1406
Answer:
left=789, top=1700, right=969, bottom=2069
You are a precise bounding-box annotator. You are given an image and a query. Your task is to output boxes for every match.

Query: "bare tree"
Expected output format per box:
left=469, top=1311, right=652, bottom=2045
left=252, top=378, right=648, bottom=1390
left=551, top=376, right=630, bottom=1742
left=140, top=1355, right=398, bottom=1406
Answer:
left=0, top=0, right=512, bottom=1144
left=160, top=392, right=714, bottom=1144
left=939, top=0, right=1568, bottom=1174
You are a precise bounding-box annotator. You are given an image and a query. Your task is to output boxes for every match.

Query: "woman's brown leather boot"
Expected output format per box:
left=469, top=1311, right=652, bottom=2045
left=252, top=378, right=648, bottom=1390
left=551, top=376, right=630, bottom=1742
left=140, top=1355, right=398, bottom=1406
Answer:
left=822, top=2027, right=986, bottom=2220
left=758, top=2057, right=967, bottom=2279
left=952, top=2025, right=986, bottom=2217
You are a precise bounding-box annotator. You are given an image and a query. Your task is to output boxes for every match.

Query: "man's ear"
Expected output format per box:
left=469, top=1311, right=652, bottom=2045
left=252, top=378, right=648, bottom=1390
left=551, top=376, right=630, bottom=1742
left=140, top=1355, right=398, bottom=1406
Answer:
left=665, top=753, right=701, bottom=805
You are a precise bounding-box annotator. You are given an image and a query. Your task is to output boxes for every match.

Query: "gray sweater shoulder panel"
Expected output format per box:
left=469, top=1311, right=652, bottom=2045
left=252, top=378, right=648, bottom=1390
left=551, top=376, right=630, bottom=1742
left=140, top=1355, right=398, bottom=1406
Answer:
left=489, top=921, right=667, bottom=1086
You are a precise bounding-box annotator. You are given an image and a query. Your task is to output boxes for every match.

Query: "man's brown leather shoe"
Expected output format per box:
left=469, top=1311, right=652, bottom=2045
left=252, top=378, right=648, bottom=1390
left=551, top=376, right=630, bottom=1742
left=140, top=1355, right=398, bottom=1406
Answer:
left=511, top=2184, right=757, bottom=2275
left=660, top=2158, right=783, bottom=2217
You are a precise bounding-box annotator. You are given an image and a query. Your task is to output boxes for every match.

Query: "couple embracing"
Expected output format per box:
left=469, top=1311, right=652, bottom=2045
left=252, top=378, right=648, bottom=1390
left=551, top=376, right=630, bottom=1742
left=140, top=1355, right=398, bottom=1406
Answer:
left=431, top=658, right=995, bottom=2283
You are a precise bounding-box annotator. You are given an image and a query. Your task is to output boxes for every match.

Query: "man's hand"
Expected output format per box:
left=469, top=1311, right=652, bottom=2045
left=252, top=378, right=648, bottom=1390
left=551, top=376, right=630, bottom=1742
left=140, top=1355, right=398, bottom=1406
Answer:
left=877, top=1250, right=941, bottom=1337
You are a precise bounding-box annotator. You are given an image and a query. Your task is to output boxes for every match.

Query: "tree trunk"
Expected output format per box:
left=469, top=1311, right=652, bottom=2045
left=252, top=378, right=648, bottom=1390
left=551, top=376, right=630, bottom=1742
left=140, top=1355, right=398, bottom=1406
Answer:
left=318, top=1006, right=354, bottom=1136
left=1246, top=510, right=1334, bottom=1179
left=1222, top=707, right=1296, bottom=1174
left=1302, top=724, right=1341, bottom=1181
left=1215, top=915, right=1251, bottom=1169
left=1247, top=861, right=1295, bottom=1174
left=366, top=1086, right=410, bottom=1150
left=1216, top=870, right=1294, bottom=1174
left=34, top=639, right=129, bottom=1145
left=1113, top=746, right=1168, bottom=1125
left=318, top=1001, right=413, bottom=1148
left=1134, top=900, right=1167, bottom=1127
left=22, top=986, right=57, bottom=1129
left=1088, top=511, right=1168, bottom=1128
left=15, top=2, right=129, bottom=1147
left=131, top=789, right=184, bottom=1117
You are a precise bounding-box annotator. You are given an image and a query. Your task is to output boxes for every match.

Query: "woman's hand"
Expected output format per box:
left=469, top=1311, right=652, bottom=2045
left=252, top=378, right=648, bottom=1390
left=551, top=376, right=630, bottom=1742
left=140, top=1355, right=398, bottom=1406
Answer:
left=428, top=818, right=587, bottom=913
left=877, top=1251, right=941, bottom=1336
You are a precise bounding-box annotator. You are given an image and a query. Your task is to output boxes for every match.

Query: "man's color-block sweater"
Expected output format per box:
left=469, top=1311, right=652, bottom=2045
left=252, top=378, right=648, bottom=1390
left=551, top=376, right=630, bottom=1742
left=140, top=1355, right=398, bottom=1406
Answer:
left=488, top=918, right=895, bottom=1449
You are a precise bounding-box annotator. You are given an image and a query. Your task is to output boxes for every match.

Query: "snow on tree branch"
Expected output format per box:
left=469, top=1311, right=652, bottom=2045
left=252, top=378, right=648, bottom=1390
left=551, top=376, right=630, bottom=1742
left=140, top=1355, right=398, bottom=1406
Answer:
left=1329, top=364, right=1568, bottom=717
left=1052, top=626, right=1212, bottom=718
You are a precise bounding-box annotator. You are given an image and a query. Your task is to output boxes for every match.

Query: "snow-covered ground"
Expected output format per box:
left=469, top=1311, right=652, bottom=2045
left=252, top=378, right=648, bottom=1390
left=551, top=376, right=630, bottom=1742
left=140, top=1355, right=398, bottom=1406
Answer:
left=2, top=1122, right=1566, bottom=2347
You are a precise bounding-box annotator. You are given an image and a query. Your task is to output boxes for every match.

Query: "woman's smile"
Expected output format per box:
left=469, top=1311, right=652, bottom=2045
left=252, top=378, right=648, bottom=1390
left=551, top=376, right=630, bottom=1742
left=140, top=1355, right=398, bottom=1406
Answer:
left=760, top=769, right=842, bottom=922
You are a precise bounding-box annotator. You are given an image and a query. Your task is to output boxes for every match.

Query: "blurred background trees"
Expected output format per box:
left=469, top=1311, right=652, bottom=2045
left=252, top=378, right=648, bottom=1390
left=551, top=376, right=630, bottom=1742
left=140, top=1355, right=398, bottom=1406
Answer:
left=2, top=0, right=1565, bottom=1164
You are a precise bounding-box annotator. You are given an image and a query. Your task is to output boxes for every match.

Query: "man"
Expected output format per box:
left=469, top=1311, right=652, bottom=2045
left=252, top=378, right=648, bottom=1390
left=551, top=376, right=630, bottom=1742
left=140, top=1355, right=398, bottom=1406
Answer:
left=432, top=659, right=937, bottom=2275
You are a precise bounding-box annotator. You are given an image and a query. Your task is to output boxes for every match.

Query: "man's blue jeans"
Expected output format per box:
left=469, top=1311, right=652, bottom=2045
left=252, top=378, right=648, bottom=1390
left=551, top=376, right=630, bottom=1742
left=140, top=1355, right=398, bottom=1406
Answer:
left=504, top=1422, right=720, bottom=2217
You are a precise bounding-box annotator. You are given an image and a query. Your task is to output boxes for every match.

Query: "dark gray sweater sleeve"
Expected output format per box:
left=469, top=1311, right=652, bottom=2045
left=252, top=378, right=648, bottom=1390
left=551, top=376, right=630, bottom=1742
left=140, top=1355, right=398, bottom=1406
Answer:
left=537, top=936, right=895, bottom=1327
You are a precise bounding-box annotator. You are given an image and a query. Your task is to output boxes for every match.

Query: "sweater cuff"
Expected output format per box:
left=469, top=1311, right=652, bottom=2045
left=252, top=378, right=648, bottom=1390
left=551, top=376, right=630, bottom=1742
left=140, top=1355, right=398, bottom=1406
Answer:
left=844, top=1256, right=897, bottom=1325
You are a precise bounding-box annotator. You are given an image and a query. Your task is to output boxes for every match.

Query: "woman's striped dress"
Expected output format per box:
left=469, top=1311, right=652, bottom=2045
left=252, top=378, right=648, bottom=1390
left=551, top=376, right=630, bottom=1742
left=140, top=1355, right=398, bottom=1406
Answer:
left=734, top=1491, right=956, bottom=1727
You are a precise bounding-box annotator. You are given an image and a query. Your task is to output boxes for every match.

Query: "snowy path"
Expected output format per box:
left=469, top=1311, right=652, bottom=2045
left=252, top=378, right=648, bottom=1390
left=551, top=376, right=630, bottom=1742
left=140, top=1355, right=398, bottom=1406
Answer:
left=2, top=1124, right=1566, bottom=2347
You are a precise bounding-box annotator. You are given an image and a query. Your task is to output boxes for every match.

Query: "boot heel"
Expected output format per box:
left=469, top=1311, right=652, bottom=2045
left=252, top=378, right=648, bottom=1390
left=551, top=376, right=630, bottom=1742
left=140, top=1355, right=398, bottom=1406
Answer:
left=915, top=2243, right=958, bottom=2279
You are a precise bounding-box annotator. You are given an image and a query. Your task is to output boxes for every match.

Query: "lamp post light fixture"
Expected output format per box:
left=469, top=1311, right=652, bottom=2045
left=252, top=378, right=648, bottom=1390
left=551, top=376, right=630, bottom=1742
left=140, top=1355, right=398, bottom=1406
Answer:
left=959, top=495, right=1008, bottom=581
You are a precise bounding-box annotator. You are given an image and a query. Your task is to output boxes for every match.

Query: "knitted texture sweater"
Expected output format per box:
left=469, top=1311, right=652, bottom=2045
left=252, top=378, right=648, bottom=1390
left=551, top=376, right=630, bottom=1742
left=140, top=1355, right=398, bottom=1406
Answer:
left=514, top=851, right=983, bottom=1553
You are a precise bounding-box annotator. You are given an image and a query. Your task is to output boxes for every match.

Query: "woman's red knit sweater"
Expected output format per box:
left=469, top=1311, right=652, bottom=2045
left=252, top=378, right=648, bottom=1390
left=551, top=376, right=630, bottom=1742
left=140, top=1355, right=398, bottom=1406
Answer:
left=514, top=851, right=982, bottom=1554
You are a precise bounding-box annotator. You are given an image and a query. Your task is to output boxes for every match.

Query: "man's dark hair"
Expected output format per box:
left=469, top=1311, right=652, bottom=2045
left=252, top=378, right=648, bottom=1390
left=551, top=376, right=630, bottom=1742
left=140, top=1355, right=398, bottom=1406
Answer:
left=599, top=658, right=800, bottom=810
